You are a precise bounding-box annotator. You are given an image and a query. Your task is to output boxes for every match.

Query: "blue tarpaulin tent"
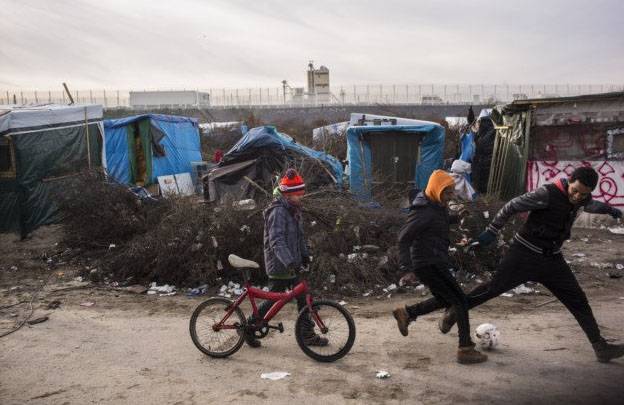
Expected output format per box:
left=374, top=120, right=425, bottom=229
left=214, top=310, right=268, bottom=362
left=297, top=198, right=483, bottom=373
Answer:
left=206, top=126, right=343, bottom=203
left=223, top=126, right=343, bottom=185
left=346, top=123, right=445, bottom=200
left=103, top=114, right=201, bottom=186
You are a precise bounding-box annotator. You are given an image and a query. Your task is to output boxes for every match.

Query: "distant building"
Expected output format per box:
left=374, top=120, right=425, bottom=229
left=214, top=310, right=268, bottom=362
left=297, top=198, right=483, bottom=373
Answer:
left=129, top=90, right=210, bottom=109
left=307, top=62, right=331, bottom=103
left=291, top=87, right=305, bottom=104
left=421, top=95, right=444, bottom=104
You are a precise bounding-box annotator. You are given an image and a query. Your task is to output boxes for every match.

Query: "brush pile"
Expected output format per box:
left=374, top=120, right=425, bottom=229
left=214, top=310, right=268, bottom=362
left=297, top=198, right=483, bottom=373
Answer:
left=56, top=172, right=517, bottom=294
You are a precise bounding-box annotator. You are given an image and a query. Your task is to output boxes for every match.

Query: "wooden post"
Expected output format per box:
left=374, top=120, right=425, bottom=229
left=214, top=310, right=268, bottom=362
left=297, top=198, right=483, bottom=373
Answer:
left=243, top=176, right=270, bottom=196
left=85, top=107, right=91, bottom=169
left=62, top=83, right=75, bottom=104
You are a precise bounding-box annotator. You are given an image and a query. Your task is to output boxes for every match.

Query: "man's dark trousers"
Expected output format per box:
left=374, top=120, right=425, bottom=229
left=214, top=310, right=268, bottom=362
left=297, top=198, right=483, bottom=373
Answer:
left=409, top=243, right=603, bottom=343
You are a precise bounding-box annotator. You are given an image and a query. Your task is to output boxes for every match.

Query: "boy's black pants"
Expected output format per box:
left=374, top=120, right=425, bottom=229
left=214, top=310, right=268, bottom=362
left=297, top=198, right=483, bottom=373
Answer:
left=411, top=243, right=603, bottom=343
left=406, top=264, right=473, bottom=347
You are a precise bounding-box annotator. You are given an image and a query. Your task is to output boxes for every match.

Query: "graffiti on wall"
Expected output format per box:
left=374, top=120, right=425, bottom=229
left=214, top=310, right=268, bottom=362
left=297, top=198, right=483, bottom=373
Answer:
left=527, top=160, right=624, bottom=207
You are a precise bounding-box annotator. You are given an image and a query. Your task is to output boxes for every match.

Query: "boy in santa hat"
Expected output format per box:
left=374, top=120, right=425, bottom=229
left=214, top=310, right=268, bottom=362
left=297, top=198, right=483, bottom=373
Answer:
left=244, top=168, right=328, bottom=348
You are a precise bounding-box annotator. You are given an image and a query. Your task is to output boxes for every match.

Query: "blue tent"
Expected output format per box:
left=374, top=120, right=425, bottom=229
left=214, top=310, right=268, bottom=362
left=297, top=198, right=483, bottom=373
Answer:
left=346, top=123, right=445, bottom=200
left=223, top=126, right=343, bottom=185
left=103, top=114, right=201, bottom=186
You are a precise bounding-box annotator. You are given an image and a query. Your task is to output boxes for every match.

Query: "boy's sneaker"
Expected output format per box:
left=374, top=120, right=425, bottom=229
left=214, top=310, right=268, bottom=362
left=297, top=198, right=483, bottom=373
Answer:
left=303, top=334, right=329, bottom=347
left=438, top=307, right=456, bottom=334
left=392, top=307, right=412, bottom=337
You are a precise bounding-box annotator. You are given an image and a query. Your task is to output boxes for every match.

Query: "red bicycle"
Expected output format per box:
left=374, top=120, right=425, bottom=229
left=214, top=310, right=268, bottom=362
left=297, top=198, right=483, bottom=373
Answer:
left=190, top=254, right=356, bottom=362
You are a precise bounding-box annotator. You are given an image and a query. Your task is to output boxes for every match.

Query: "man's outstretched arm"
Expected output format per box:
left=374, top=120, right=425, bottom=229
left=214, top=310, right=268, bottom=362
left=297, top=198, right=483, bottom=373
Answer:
left=584, top=199, right=623, bottom=218
left=478, top=186, right=550, bottom=245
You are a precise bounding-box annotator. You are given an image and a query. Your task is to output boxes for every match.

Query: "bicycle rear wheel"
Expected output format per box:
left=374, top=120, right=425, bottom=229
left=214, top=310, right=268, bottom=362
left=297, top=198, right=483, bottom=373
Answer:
left=295, top=300, right=356, bottom=362
left=189, top=297, right=246, bottom=358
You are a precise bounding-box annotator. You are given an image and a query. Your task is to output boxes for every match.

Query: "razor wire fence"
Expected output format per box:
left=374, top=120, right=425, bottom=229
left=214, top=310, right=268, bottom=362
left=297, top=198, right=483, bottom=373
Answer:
left=2, top=84, right=623, bottom=109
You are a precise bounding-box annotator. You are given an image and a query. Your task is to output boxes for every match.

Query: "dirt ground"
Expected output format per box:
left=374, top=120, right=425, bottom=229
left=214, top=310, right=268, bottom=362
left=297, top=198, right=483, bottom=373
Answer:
left=2, top=226, right=624, bottom=404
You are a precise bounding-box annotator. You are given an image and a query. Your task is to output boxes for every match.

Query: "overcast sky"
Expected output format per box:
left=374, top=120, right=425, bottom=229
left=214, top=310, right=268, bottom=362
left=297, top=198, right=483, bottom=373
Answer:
left=1, top=0, right=623, bottom=90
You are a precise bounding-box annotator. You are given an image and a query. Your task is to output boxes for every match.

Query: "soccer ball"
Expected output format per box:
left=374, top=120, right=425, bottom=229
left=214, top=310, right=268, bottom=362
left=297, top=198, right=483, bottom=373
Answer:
left=474, top=323, right=500, bottom=350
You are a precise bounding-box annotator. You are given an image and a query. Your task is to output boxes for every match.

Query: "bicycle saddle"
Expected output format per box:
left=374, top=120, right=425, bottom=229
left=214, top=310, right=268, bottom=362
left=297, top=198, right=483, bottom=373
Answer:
left=228, top=254, right=260, bottom=269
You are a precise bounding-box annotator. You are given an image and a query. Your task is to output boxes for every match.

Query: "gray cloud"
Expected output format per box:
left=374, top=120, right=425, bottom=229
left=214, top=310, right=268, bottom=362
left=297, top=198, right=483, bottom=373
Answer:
left=0, top=0, right=622, bottom=90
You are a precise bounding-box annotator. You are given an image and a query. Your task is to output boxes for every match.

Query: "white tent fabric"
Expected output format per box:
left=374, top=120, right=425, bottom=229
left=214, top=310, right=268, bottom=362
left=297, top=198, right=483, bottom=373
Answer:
left=0, top=104, right=103, bottom=134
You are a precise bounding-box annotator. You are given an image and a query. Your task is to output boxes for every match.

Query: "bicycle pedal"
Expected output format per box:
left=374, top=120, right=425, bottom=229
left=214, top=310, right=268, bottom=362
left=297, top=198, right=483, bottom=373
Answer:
left=267, top=322, right=284, bottom=333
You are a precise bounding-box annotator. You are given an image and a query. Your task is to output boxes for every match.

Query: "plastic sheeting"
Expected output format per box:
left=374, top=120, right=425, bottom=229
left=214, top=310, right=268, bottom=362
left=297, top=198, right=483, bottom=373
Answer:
left=0, top=179, right=20, bottom=232
left=103, top=114, right=201, bottom=185
left=1, top=122, right=103, bottom=235
left=459, top=131, right=475, bottom=163
left=346, top=124, right=445, bottom=200
left=0, top=104, right=103, bottom=134
left=103, top=124, right=132, bottom=184
left=222, top=126, right=343, bottom=186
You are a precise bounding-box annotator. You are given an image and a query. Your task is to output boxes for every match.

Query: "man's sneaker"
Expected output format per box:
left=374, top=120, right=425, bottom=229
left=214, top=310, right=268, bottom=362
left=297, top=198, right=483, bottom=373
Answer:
left=593, top=340, right=624, bottom=363
left=457, top=344, right=488, bottom=364
left=438, top=307, right=456, bottom=334
left=392, top=307, right=412, bottom=337
left=303, top=334, right=329, bottom=346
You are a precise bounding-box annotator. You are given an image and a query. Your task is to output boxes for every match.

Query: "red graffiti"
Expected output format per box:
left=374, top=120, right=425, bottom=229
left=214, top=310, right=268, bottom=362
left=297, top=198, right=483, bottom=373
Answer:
left=527, top=160, right=624, bottom=207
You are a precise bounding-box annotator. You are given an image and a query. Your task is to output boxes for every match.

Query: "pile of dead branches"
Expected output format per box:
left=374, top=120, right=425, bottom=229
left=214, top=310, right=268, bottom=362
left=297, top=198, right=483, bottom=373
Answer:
left=56, top=172, right=518, bottom=293
left=54, top=171, right=171, bottom=250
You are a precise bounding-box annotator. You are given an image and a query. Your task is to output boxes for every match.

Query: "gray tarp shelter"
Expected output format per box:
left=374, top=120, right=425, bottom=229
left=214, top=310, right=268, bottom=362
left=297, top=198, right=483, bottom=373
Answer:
left=0, top=104, right=104, bottom=236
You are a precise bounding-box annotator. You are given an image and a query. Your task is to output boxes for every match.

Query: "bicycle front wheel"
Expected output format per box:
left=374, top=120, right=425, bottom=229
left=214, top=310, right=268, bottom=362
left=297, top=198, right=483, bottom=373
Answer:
left=295, top=300, right=356, bottom=362
left=189, top=297, right=246, bottom=358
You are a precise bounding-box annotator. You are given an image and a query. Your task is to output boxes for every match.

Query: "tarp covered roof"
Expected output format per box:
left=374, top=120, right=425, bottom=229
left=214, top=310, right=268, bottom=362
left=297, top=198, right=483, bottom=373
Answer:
left=103, top=113, right=198, bottom=130
left=0, top=104, right=103, bottom=136
left=222, top=126, right=343, bottom=185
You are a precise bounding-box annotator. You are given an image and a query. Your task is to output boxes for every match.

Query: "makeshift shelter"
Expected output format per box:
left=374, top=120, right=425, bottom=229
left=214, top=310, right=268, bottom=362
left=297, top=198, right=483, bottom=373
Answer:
left=103, top=114, right=201, bottom=187
left=487, top=92, right=624, bottom=223
left=0, top=104, right=104, bottom=236
left=312, top=121, right=349, bottom=162
left=345, top=113, right=445, bottom=200
left=206, top=126, right=343, bottom=203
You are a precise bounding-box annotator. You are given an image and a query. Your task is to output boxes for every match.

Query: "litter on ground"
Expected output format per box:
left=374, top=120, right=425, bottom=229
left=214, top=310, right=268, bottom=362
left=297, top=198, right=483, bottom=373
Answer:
left=260, top=372, right=290, bottom=381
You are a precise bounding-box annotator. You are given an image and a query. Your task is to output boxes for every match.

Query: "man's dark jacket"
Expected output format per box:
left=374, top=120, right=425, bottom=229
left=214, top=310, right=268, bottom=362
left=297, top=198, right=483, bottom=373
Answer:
left=487, top=178, right=617, bottom=253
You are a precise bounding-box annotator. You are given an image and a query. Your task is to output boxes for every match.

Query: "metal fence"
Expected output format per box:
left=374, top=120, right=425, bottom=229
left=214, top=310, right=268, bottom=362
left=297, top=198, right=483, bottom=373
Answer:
left=2, top=84, right=623, bottom=108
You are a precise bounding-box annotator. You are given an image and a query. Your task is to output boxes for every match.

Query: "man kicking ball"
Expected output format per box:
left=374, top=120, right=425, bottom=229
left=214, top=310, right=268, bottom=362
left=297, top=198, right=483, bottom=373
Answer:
left=427, top=167, right=624, bottom=362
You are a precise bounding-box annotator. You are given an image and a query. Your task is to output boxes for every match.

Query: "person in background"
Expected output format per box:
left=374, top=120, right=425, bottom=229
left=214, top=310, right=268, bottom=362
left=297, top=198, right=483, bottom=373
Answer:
left=213, top=148, right=223, bottom=164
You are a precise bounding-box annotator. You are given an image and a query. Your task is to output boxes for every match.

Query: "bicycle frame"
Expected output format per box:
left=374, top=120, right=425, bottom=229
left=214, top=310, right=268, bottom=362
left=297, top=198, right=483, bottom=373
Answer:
left=215, top=276, right=327, bottom=333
